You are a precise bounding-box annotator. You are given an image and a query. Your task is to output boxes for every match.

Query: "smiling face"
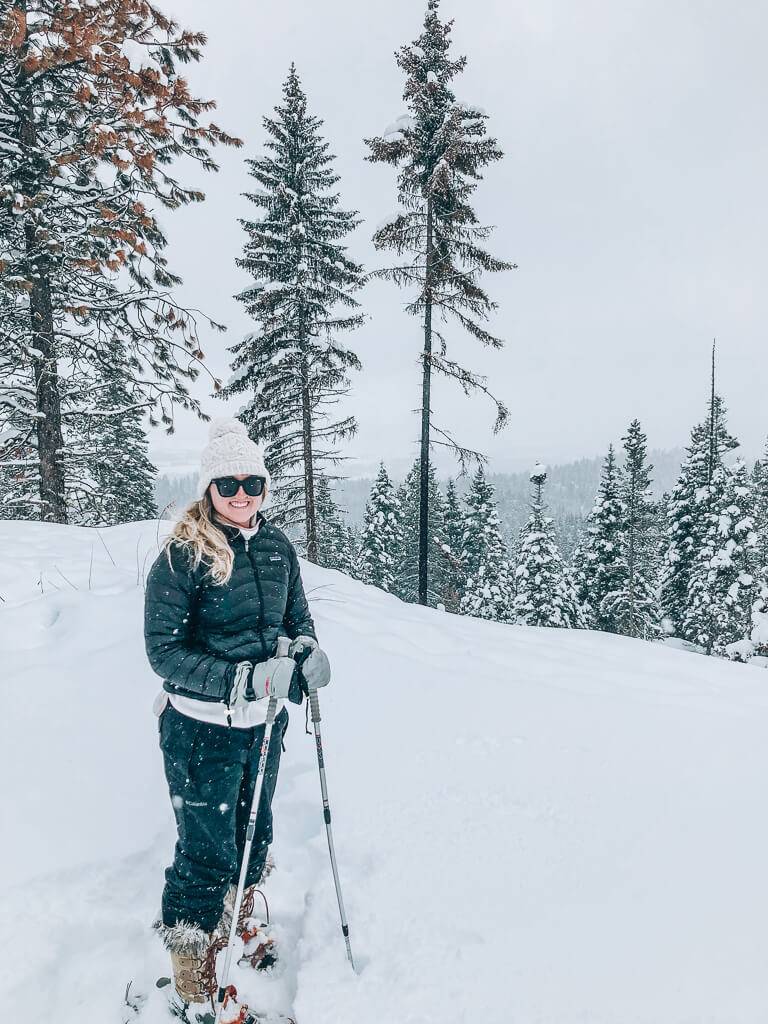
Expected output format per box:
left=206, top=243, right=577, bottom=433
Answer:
left=209, top=474, right=265, bottom=528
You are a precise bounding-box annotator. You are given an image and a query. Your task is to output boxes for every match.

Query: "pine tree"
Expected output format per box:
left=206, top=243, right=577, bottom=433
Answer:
left=683, top=458, right=757, bottom=654
left=659, top=365, right=738, bottom=638
left=439, top=478, right=466, bottom=611
left=396, top=459, right=447, bottom=606
left=222, top=65, right=364, bottom=559
left=752, top=438, right=768, bottom=582
left=314, top=476, right=355, bottom=575
left=601, top=420, right=661, bottom=638
left=0, top=296, right=37, bottom=519
left=65, top=342, right=157, bottom=526
left=365, top=0, right=514, bottom=604
left=513, top=465, right=582, bottom=628
left=0, top=2, right=239, bottom=522
left=357, top=463, right=405, bottom=593
left=571, top=446, right=628, bottom=632
left=658, top=423, right=710, bottom=636
left=346, top=524, right=360, bottom=577
left=748, top=583, right=768, bottom=660
left=459, top=465, right=513, bottom=622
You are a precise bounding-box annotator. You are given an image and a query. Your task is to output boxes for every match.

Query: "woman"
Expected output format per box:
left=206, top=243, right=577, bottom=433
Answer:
left=144, top=418, right=328, bottom=1022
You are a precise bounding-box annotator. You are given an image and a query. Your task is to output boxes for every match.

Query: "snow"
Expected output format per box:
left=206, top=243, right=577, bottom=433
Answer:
left=455, top=99, right=489, bottom=118
left=725, top=637, right=755, bottom=661
left=121, top=38, right=148, bottom=73
left=2, top=520, right=768, bottom=1022
left=382, top=115, right=415, bottom=138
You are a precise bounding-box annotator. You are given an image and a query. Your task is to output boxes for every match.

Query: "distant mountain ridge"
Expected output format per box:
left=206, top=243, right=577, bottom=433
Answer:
left=155, top=448, right=687, bottom=555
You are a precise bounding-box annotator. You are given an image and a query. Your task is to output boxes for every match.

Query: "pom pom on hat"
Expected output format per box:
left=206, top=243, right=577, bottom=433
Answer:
left=207, top=418, right=250, bottom=443
left=197, top=417, right=271, bottom=499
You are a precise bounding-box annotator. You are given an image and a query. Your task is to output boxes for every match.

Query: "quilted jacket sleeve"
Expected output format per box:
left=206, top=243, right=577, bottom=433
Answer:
left=283, top=543, right=317, bottom=641
left=144, top=542, right=239, bottom=702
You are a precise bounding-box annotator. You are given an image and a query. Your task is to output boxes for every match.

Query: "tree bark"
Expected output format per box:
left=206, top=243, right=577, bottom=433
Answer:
left=17, top=0, right=67, bottom=522
left=29, top=263, right=67, bottom=523
left=418, top=196, right=434, bottom=605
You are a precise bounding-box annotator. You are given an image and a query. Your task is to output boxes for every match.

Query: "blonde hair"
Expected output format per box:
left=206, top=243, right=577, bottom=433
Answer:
left=166, top=492, right=234, bottom=586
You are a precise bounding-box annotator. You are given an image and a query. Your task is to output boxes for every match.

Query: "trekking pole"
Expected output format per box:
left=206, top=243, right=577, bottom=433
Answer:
left=308, top=686, right=356, bottom=972
left=216, top=642, right=289, bottom=1023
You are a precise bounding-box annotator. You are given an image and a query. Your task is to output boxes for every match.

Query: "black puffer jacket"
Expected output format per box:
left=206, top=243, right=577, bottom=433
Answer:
left=144, top=515, right=316, bottom=703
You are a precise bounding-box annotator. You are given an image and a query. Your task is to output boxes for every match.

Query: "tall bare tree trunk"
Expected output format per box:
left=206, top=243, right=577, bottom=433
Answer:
left=300, top=350, right=317, bottom=562
left=418, top=197, right=434, bottom=605
left=17, top=0, right=67, bottom=522
left=29, top=266, right=67, bottom=523
left=706, top=338, right=721, bottom=487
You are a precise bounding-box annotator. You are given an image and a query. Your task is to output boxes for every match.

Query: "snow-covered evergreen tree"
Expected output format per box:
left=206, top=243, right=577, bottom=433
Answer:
left=659, top=423, right=710, bottom=636
left=751, top=438, right=768, bottom=581
left=459, top=465, right=513, bottom=622
left=601, top=420, right=661, bottom=638
left=222, top=65, right=364, bottom=560
left=314, top=476, right=355, bottom=575
left=0, top=2, right=238, bottom=522
left=660, top=391, right=738, bottom=639
left=683, top=459, right=757, bottom=654
left=396, top=459, right=447, bottom=606
left=365, top=0, right=513, bottom=603
left=357, top=463, right=404, bottom=593
left=512, top=465, right=582, bottom=628
left=748, top=583, right=768, bottom=661
left=572, top=446, right=628, bottom=632
left=66, top=345, right=157, bottom=526
left=438, top=478, right=467, bottom=611
left=346, top=524, right=361, bottom=578
left=0, top=302, right=37, bottom=520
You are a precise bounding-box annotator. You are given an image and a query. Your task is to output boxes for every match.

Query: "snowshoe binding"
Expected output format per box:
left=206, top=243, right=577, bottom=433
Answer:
left=217, top=984, right=296, bottom=1024
left=234, top=886, right=278, bottom=970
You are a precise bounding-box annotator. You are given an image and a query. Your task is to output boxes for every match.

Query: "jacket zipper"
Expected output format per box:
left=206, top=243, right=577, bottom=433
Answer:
left=244, top=533, right=268, bottom=661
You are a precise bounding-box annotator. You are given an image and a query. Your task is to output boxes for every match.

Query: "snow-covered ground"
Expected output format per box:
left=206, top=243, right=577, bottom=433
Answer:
left=2, top=520, right=768, bottom=1023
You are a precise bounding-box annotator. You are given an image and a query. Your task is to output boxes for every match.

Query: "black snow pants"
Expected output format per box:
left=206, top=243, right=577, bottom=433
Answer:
left=159, top=702, right=289, bottom=933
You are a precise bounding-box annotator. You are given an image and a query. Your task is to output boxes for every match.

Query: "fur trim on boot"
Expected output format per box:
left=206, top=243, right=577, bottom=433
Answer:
left=153, top=919, right=211, bottom=957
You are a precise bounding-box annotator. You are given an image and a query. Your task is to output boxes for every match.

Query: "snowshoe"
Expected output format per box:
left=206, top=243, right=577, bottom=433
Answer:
left=219, top=884, right=278, bottom=970
left=234, top=886, right=277, bottom=970
left=238, top=917, right=278, bottom=971
left=165, top=983, right=216, bottom=1024
left=217, top=984, right=296, bottom=1024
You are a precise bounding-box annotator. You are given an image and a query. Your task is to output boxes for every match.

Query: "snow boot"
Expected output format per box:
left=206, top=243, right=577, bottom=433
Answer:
left=154, top=922, right=224, bottom=1023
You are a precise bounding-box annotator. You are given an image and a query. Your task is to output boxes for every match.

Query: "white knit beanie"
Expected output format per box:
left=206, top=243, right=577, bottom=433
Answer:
left=197, top=418, right=271, bottom=499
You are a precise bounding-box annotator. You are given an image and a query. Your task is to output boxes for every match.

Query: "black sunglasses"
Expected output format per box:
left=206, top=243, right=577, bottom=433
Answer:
left=212, top=475, right=266, bottom=498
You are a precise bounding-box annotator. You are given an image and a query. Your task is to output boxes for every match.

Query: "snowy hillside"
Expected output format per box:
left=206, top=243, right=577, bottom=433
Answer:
left=2, top=520, right=768, bottom=1023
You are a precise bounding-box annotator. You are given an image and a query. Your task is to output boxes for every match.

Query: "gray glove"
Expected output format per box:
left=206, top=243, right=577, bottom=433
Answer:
left=288, top=634, right=318, bottom=659
left=300, top=646, right=331, bottom=691
left=229, top=661, right=254, bottom=709
left=249, top=656, right=298, bottom=700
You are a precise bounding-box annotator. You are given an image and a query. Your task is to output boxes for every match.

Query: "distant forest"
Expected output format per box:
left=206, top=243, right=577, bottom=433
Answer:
left=155, top=448, right=685, bottom=558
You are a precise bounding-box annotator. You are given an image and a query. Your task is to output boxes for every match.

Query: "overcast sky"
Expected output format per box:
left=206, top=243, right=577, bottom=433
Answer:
left=151, top=0, right=767, bottom=478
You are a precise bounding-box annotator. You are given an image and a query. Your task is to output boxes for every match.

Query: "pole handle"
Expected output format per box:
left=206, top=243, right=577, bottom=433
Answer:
left=309, top=688, right=321, bottom=723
